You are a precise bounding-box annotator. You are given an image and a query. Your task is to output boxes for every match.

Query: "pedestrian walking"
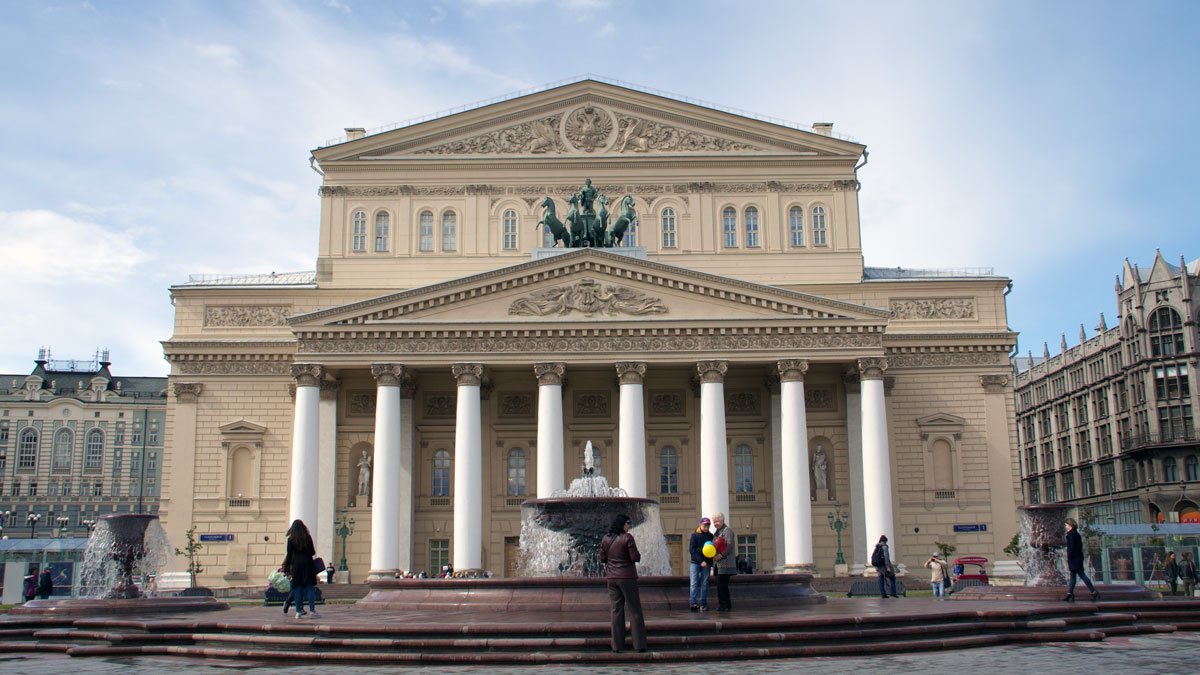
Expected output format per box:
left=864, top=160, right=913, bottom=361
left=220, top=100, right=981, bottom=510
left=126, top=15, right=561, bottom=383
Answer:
left=688, top=517, right=715, bottom=611
left=925, top=552, right=950, bottom=598
left=1063, top=517, right=1099, bottom=602
left=1181, top=552, right=1198, bottom=597
left=871, top=535, right=898, bottom=598
left=37, top=567, right=54, bottom=600
left=282, top=519, right=320, bottom=619
left=23, top=566, right=39, bottom=603
left=712, top=512, right=737, bottom=612
left=600, top=513, right=648, bottom=653
left=1164, top=551, right=1180, bottom=596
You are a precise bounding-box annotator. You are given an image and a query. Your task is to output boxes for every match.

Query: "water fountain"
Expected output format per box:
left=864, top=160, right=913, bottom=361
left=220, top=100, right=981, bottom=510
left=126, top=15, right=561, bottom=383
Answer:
left=12, top=513, right=228, bottom=615
left=952, top=503, right=1158, bottom=601
left=360, top=441, right=824, bottom=611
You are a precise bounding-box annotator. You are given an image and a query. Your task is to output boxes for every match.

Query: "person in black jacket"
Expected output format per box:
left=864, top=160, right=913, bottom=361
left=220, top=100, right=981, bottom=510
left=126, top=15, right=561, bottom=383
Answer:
left=1063, top=517, right=1098, bottom=602
left=600, top=513, right=647, bottom=653
left=282, top=519, right=319, bottom=618
left=37, top=567, right=54, bottom=599
left=688, top=517, right=715, bottom=611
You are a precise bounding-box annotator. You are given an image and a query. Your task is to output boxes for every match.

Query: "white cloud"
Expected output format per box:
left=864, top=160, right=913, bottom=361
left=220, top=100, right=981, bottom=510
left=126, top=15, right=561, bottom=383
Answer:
left=325, top=0, right=352, bottom=12
left=194, top=42, right=241, bottom=67
left=0, top=210, right=152, bottom=286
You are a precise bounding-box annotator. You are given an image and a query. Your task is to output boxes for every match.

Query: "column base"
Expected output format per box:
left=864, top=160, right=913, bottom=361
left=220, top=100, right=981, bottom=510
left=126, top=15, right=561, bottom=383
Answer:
left=334, top=571, right=351, bottom=584
left=851, top=563, right=868, bottom=577
left=367, top=569, right=399, bottom=582
left=779, top=563, right=817, bottom=575
left=833, top=563, right=850, bottom=577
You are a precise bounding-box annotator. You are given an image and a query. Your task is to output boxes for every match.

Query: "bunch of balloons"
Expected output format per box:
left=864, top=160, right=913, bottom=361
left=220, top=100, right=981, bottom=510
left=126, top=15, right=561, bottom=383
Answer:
left=701, top=542, right=716, bottom=558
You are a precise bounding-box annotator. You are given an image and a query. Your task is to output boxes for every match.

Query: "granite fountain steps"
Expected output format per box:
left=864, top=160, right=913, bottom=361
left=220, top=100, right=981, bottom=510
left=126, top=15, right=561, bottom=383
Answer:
left=2, top=600, right=1194, bottom=664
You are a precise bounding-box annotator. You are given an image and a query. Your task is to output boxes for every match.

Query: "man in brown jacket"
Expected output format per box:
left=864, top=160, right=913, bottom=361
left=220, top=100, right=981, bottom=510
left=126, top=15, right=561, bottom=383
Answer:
left=600, top=513, right=648, bottom=653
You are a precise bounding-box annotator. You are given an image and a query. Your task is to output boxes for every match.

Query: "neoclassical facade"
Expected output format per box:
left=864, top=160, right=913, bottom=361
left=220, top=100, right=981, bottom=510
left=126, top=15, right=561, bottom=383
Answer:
left=160, top=80, right=1020, bottom=584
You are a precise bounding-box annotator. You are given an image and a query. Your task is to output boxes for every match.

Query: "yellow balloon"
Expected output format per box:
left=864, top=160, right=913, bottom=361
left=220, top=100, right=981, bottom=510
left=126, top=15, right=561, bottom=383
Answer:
left=702, top=542, right=716, bottom=558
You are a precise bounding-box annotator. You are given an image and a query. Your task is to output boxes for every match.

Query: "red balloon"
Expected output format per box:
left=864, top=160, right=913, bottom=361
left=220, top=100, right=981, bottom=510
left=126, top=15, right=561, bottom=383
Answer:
left=715, top=537, right=728, bottom=554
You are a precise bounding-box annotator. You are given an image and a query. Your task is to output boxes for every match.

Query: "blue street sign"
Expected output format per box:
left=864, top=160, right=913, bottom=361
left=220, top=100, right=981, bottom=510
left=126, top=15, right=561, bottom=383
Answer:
left=199, top=534, right=235, bottom=542
left=953, top=524, right=988, bottom=533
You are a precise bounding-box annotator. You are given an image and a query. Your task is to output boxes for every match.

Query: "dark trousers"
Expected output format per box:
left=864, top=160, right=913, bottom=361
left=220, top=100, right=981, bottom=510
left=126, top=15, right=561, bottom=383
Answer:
left=716, top=573, right=733, bottom=610
left=607, top=578, right=647, bottom=652
left=877, top=571, right=897, bottom=597
left=1067, top=569, right=1096, bottom=595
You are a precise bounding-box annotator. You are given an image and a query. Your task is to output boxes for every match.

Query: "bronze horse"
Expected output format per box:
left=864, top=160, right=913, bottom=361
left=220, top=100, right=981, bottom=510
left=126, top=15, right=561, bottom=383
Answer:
left=607, top=195, right=636, bottom=246
left=537, top=197, right=571, bottom=247
left=565, top=195, right=588, bottom=246
left=595, top=194, right=611, bottom=247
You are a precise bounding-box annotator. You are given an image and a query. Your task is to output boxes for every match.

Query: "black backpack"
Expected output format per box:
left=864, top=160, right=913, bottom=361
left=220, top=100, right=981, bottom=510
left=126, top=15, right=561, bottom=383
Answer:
left=871, top=546, right=885, bottom=567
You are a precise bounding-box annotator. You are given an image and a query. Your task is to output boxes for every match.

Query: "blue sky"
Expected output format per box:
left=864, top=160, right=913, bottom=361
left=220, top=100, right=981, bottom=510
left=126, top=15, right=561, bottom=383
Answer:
left=1, top=0, right=1197, bottom=376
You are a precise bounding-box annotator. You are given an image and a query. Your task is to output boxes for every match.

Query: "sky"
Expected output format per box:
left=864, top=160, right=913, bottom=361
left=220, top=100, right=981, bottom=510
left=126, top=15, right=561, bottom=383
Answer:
left=1, top=0, right=1197, bottom=377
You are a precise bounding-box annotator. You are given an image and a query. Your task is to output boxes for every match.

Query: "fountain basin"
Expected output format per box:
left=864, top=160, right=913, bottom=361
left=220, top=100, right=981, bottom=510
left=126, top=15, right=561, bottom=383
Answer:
left=360, top=573, right=825, bottom=612
left=518, top=496, right=671, bottom=577
left=11, top=596, right=228, bottom=616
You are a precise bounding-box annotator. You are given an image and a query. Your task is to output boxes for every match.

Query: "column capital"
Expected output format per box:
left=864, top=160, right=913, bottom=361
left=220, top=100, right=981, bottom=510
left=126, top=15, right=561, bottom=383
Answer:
left=319, top=379, right=341, bottom=401
left=842, top=367, right=861, bottom=393
left=980, top=374, right=1010, bottom=394
left=173, top=382, right=204, bottom=403
left=615, top=361, right=647, bottom=385
left=371, top=363, right=405, bottom=387
left=452, top=362, right=485, bottom=387
left=534, top=362, right=566, bottom=386
left=856, top=357, right=888, bottom=381
left=696, top=360, right=728, bottom=384
left=291, top=363, right=326, bottom=387
left=776, top=359, right=810, bottom=383
left=399, top=373, right=418, bottom=400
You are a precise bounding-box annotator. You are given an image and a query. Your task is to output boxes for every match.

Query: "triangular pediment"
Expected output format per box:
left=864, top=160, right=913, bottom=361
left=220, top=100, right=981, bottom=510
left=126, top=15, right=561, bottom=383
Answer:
left=219, top=420, right=268, bottom=436
left=290, top=249, right=889, bottom=330
left=313, top=80, right=863, bottom=162
left=915, top=412, right=967, bottom=429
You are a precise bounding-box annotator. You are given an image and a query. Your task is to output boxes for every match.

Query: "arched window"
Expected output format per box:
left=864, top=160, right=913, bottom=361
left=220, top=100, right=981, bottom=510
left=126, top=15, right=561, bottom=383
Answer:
left=932, top=438, right=954, bottom=490
left=734, top=444, right=753, bottom=492
left=374, top=212, right=390, bottom=252
left=1187, top=455, right=1200, bottom=481
left=432, top=448, right=451, bottom=496
left=441, top=211, right=457, bottom=252
left=229, top=446, right=253, bottom=498
left=506, top=448, right=526, bottom=497
left=659, top=446, right=678, bottom=494
left=418, top=210, right=434, bottom=252
left=811, top=205, right=827, bottom=246
left=744, top=206, right=760, bottom=247
left=722, top=207, right=737, bottom=248
left=84, top=428, right=103, bottom=469
left=502, top=209, right=518, bottom=250
left=351, top=209, right=367, bottom=252
left=54, top=428, right=75, bottom=470
left=661, top=208, right=677, bottom=248
left=1164, top=456, right=1180, bottom=482
left=17, top=428, right=38, bottom=469
left=788, top=205, right=804, bottom=246
left=1149, top=307, right=1184, bottom=356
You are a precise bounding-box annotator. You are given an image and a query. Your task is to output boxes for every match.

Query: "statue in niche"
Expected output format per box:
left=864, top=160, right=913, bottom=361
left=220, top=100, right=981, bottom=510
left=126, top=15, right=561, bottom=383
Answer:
left=357, top=450, right=372, bottom=497
left=812, top=445, right=828, bottom=491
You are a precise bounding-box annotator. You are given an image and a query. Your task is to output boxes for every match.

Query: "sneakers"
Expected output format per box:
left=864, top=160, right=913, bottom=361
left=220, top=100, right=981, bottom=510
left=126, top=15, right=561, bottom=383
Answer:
left=699, top=605, right=708, bottom=612
left=307, top=610, right=321, bottom=619
left=1091, top=591, right=1100, bottom=602
left=295, top=611, right=308, bottom=619
left=1062, top=593, right=1074, bottom=602
left=689, top=605, right=698, bottom=612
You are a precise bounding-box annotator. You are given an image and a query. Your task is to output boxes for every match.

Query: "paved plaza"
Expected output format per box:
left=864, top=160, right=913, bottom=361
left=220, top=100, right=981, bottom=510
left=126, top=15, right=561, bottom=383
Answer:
left=2, top=630, right=1197, bottom=674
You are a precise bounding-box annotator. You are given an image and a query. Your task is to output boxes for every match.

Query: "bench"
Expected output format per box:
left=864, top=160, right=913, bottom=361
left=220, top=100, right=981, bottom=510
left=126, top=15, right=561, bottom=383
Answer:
left=846, top=578, right=907, bottom=597
left=263, top=585, right=326, bottom=606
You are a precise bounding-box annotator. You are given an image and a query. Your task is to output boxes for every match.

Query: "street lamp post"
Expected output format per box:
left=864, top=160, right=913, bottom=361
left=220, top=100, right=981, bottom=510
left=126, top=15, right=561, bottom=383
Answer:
left=55, top=516, right=70, bottom=537
left=27, top=512, right=41, bottom=539
left=827, top=502, right=848, bottom=566
left=80, top=519, right=97, bottom=536
left=335, top=508, right=356, bottom=573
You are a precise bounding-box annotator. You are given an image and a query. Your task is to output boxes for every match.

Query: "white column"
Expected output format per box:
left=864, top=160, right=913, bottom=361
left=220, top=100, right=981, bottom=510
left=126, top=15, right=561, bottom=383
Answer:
left=534, top=362, right=566, bottom=497
left=859, top=358, right=895, bottom=564
left=452, top=363, right=484, bottom=572
left=698, top=361, right=729, bottom=521
left=397, top=383, right=416, bottom=573
left=778, top=359, right=813, bottom=570
left=616, top=362, right=648, bottom=497
left=368, top=364, right=403, bottom=580
left=843, top=370, right=868, bottom=574
left=316, top=380, right=339, bottom=561
left=289, top=365, right=324, bottom=544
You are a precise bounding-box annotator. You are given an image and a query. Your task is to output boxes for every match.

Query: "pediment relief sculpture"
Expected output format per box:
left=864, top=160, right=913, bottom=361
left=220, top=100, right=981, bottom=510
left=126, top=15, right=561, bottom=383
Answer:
left=413, top=104, right=765, bottom=156
left=508, top=278, right=668, bottom=317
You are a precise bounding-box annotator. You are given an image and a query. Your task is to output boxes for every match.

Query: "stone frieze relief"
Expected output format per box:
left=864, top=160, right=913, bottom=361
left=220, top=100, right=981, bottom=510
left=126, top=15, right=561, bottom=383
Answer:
left=889, top=298, right=977, bottom=321
left=319, top=181, right=849, bottom=200
left=203, top=305, right=291, bottom=327
left=885, top=352, right=1010, bottom=368
left=417, top=115, right=567, bottom=155
left=508, top=279, right=668, bottom=317
left=176, top=361, right=293, bottom=375
left=614, top=115, right=759, bottom=153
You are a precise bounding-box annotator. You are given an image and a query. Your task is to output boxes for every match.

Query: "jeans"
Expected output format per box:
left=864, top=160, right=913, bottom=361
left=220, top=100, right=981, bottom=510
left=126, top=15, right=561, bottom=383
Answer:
left=1067, top=569, right=1096, bottom=595
left=877, top=571, right=897, bottom=598
left=290, top=583, right=316, bottom=612
left=931, top=580, right=944, bottom=598
left=689, top=563, right=710, bottom=607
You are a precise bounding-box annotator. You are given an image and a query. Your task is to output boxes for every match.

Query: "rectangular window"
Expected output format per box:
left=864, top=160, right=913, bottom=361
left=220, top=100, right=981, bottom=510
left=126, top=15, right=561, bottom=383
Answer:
left=1154, top=365, right=1190, bottom=400
left=114, top=423, right=125, bottom=446
left=1158, top=404, right=1194, bottom=442
left=1044, top=476, right=1057, bottom=503
left=92, top=481, right=103, bottom=497
left=148, top=423, right=159, bottom=445
left=1062, top=471, right=1076, bottom=500
left=131, top=424, right=142, bottom=446
left=429, top=539, right=450, bottom=576
left=28, top=481, right=37, bottom=496
left=148, top=451, right=157, bottom=471
left=1028, top=480, right=1040, bottom=504
left=110, top=481, right=121, bottom=497
left=1080, top=466, right=1095, bottom=496
left=1122, top=461, right=1137, bottom=490
left=62, top=480, right=70, bottom=496
left=736, top=534, right=758, bottom=572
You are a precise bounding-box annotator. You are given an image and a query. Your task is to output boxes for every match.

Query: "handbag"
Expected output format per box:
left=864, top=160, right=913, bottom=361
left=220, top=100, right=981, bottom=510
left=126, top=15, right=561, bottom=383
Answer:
left=313, top=557, right=325, bottom=579
left=268, top=569, right=292, bottom=593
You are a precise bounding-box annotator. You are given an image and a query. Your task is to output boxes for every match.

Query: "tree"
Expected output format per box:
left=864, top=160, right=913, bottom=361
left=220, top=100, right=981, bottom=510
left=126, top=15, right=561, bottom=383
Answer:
left=174, top=527, right=204, bottom=588
left=934, top=540, right=957, bottom=560
left=1004, top=533, right=1023, bottom=570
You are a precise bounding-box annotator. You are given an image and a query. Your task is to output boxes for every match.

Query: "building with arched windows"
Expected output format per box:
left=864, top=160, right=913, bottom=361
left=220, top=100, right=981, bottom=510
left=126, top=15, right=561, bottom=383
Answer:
left=1015, top=252, right=1200, bottom=525
left=160, top=79, right=1020, bottom=585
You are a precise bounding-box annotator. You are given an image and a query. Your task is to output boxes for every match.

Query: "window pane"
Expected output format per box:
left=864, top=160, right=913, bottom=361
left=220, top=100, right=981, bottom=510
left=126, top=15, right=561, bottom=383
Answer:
left=352, top=210, right=367, bottom=252
left=812, top=206, right=827, bottom=246
left=502, top=209, right=518, bottom=250
left=659, top=446, right=678, bottom=494
left=374, top=212, right=390, bottom=252
left=442, top=212, right=457, bottom=251
left=419, top=211, right=434, bottom=252
left=433, top=449, right=451, bottom=496
left=744, top=207, right=759, bottom=247
left=734, top=445, right=753, bottom=492
left=507, top=448, right=526, bottom=496
left=661, top=208, right=676, bottom=248
left=722, top=207, right=737, bottom=247
left=789, top=206, right=804, bottom=246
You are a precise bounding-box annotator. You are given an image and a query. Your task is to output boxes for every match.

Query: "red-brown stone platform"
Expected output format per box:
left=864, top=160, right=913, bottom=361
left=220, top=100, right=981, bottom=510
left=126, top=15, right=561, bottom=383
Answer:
left=10, top=597, right=229, bottom=616
left=360, top=573, right=825, bottom=611
left=952, top=583, right=1161, bottom=602
left=3, top=595, right=1199, bottom=664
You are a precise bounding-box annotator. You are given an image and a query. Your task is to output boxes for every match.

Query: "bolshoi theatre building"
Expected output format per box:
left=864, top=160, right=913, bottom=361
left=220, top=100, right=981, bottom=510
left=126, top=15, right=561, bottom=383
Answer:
left=159, top=79, right=1021, bottom=584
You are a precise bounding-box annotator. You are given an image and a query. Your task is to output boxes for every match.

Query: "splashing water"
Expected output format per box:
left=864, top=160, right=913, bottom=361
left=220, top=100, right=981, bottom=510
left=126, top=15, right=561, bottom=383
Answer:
left=78, top=516, right=173, bottom=599
left=1018, top=504, right=1072, bottom=586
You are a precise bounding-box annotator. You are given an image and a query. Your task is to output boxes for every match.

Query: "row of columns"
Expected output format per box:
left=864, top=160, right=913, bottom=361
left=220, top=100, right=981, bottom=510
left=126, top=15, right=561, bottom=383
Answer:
left=288, top=357, right=895, bottom=578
